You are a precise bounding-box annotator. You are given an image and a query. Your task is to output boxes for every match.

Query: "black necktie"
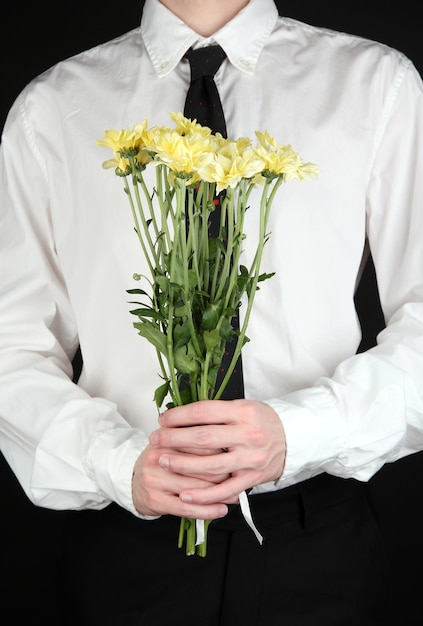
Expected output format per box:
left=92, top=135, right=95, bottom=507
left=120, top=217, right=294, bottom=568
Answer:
left=183, top=45, right=244, bottom=400
left=184, top=45, right=227, bottom=139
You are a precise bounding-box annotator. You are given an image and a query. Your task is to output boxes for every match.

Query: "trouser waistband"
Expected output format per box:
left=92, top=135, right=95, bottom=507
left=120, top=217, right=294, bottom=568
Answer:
left=211, top=472, right=365, bottom=532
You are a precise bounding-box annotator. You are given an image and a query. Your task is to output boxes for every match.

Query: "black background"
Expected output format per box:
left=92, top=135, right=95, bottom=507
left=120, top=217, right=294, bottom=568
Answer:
left=1, top=2, right=422, bottom=623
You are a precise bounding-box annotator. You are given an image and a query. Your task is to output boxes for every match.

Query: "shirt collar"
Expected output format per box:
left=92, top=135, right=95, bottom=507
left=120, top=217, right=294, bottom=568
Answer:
left=141, top=0, right=279, bottom=77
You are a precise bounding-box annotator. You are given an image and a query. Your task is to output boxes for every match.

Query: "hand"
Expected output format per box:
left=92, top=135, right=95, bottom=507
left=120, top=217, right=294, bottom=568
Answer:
left=148, top=399, right=286, bottom=509
left=132, top=442, right=232, bottom=520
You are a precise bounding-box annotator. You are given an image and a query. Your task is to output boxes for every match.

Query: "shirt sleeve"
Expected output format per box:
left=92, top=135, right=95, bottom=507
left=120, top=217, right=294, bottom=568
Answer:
left=263, top=58, right=423, bottom=492
left=0, top=91, right=149, bottom=516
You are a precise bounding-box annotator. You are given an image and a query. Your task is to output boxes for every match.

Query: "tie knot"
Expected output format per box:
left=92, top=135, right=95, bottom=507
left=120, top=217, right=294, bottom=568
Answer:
left=184, top=45, right=227, bottom=81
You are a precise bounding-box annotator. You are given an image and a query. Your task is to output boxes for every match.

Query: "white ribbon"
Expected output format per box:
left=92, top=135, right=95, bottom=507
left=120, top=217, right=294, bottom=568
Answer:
left=195, top=490, right=263, bottom=546
left=195, top=518, right=206, bottom=545
left=239, top=489, right=263, bottom=544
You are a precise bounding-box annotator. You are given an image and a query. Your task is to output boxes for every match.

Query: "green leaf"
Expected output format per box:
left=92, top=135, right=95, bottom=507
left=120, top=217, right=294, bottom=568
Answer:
left=207, top=237, right=218, bottom=258
left=237, top=272, right=250, bottom=292
left=179, top=386, right=193, bottom=405
left=258, top=271, right=276, bottom=283
left=241, top=335, right=250, bottom=347
left=156, top=290, right=170, bottom=309
left=154, top=381, right=170, bottom=408
left=174, top=342, right=199, bottom=374
left=130, top=307, right=165, bottom=322
left=174, top=303, right=191, bottom=317
left=169, top=281, right=183, bottom=300
left=203, top=328, right=221, bottom=351
left=202, top=303, right=221, bottom=330
left=127, top=288, right=149, bottom=295
left=207, top=365, right=219, bottom=389
left=219, top=317, right=234, bottom=341
left=187, top=269, right=198, bottom=290
left=224, top=305, right=236, bottom=318
left=154, top=275, right=169, bottom=292
left=173, top=319, right=191, bottom=349
left=133, top=321, right=168, bottom=356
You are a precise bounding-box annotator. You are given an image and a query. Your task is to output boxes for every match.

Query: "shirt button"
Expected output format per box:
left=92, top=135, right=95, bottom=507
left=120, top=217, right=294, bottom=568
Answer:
left=241, top=59, right=251, bottom=68
left=160, top=61, right=169, bottom=70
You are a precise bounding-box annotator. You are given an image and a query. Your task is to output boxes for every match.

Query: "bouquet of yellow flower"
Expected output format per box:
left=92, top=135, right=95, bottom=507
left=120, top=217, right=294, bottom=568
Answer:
left=97, top=112, right=319, bottom=556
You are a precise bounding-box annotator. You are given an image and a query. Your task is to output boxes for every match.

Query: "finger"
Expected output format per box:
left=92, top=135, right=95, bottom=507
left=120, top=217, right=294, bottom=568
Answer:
left=178, top=446, right=224, bottom=456
left=133, top=454, right=231, bottom=518
left=140, top=448, right=228, bottom=490
left=159, top=398, right=245, bottom=428
left=158, top=448, right=232, bottom=478
left=148, top=491, right=230, bottom=520
left=179, top=472, right=255, bottom=506
left=150, top=423, right=236, bottom=451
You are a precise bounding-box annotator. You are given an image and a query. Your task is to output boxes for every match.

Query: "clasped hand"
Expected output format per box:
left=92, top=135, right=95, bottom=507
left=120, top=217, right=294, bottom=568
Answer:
left=132, top=399, right=286, bottom=520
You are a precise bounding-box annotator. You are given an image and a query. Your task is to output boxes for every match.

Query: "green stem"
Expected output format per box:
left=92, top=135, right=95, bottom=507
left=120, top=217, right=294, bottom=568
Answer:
left=123, top=177, right=155, bottom=276
left=222, top=180, right=249, bottom=311
left=187, top=518, right=196, bottom=556
left=178, top=517, right=210, bottom=557
left=214, top=188, right=235, bottom=302
left=209, top=185, right=225, bottom=301
left=165, top=184, right=188, bottom=407
left=155, top=164, right=174, bottom=252
left=200, top=182, right=212, bottom=292
left=186, top=186, right=203, bottom=297
left=200, top=343, right=214, bottom=400
left=130, top=168, right=160, bottom=270
left=180, top=190, right=203, bottom=360
left=195, top=520, right=210, bottom=557
left=139, top=172, right=160, bottom=241
left=214, top=177, right=282, bottom=400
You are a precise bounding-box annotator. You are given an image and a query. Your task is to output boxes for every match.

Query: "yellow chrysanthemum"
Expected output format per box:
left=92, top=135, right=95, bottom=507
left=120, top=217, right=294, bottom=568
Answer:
left=132, top=119, right=149, bottom=139
left=96, top=128, right=138, bottom=154
left=283, top=160, right=321, bottom=181
left=254, top=130, right=319, bottom=180
left=147, top=129, right=214, bottom=179
left=97, top=123, right=152, bottom=171
left=199, top=144, right=265, bottom=193
left=208, top=133, right=230, bottom=151
left=101, top=156, right=131, bottom=173
left=170, top=111, right=213, bottom=138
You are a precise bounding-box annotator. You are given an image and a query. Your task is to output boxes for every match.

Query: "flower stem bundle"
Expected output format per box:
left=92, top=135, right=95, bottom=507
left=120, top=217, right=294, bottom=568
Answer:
left=97, top=112, right=319, bottom=556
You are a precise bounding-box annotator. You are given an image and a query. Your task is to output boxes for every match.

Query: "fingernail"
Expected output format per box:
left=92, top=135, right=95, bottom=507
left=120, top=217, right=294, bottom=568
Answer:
left=158, top=410, right=167, bottom=425
left=180, top=494, right=192, bottom=502
left=149, top=431, right=158, bottom=446
left=159, top=455, right=169, bottom=470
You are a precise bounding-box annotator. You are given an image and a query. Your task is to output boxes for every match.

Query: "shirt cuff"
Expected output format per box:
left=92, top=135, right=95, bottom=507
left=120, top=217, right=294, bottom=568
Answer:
left=85, top=427, right=160, bottom=520
left=264, top=385, right=345, bottom=484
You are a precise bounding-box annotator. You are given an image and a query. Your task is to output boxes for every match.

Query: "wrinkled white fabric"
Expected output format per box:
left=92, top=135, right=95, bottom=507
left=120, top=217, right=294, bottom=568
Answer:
left=1, top=0, right=423, bottom=517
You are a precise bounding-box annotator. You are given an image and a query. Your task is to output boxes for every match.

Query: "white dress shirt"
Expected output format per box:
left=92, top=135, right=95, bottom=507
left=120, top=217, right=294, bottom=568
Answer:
left=1, top=0, right=423, bottom=517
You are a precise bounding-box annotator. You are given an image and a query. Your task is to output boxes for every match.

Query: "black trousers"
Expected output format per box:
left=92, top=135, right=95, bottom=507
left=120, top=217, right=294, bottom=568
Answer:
left=57, top=473, right=391, bottom=626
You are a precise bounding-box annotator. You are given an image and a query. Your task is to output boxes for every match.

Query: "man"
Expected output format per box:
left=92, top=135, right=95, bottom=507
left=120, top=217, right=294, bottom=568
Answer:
left=1, top=0, right=423, bottom=624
